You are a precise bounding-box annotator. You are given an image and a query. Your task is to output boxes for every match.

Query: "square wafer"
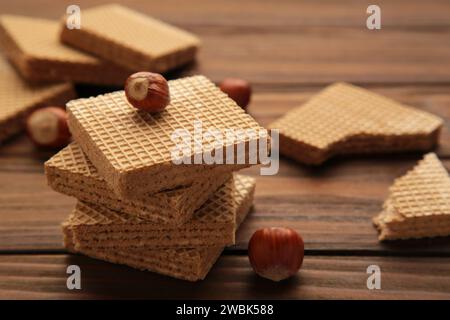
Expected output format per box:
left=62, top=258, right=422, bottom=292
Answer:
left=373, top=153, right=450, bottom=240
left=0, top=56, right=75, bottom=144
left=60, top=4, right=200, bottom=72
left=63, top=175, right=255, bottom=281
left=0, top=15, right=132, bottom=86
left=67, top=75, right=267, bottom=198
left=45, top=142, right=230, bottom=225
left=269, top=83, right=443, bottom=165
left=63, top=175, right=253, bottom=249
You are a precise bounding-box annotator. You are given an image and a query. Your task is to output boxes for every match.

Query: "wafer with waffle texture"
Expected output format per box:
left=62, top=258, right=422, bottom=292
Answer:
left=63, top=175, right=249, bottom=248
left=0, top=56, right=75, bottom=143
left=269, top=83, right=443, bottom=165
left=67, top=75, right=267, bottom=198
left=60, top=4, right=200, bottom=72
left=0, top=15, right=132, bottom=85
left=373, top=153, right=450, bottom=240
left=63, top=175, right=255, bottom=281
left=45, top=142, right=230, bottom=225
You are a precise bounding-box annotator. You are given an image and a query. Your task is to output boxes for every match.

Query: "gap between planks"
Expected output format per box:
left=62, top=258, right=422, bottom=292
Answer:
left=3, top=248, right=450, bottom=258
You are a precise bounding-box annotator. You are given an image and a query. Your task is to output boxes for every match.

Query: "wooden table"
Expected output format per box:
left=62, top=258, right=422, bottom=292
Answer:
left=1, top=0, right=450, bottom=299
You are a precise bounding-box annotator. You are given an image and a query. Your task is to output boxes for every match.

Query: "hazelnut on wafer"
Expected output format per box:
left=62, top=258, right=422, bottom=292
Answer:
left=26, top=107, right=71, bottom=148
left=125, top=72, right=170, bottom=112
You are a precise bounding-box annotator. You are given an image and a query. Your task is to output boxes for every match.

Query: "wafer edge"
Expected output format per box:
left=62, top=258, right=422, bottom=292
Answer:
left=63, top=176, right=255, bottom=281
left=45, top=152, right=232, bottom=225
left=0, top=83, right=76, bottom=143
left=279, top=128, right=441, bottom=165
left=59, top=9, right=200, bottom=71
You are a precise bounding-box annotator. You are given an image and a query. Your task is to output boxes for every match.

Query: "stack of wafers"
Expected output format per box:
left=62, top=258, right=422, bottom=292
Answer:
left=45, top=75, right=267, bottom=281
left=0, top=4, right=200, bottom=143
left=374, top=153, right=450, bottom=241
left=1, top=3, right=263, bottom=280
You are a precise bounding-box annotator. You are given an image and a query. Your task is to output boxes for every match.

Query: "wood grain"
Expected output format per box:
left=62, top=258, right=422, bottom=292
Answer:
left=0, top=254, right=449, bottom=299
left=1, top=0, right=450, bottom=299
left=1, top=1, right=450, bottom=85
left=2, top=157, right=450, bottom=254
left=1, top=88, right=450, bottom=253
left=2, top=0, right=450, bottom=27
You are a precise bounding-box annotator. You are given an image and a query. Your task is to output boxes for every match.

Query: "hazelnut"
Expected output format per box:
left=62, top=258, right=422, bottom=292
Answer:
left=125, top=72, right=170, bottom=112
left=26, top=107, right=71, bottom=149
left=248, top=227, right=304, bottom=282
left=219, top=78, right=252, bottom=110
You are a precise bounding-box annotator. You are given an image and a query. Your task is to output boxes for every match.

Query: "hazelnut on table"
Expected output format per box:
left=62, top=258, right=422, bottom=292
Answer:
left=219, top=78, right=252, bottom=110
left=26, top=107, right=71, bottom=149
left=248, top=227, right=304, bottom=282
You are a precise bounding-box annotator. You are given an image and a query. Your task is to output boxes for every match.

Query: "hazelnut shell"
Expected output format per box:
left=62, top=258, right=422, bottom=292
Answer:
left=219, top=78, right=252, bottom=110
left=125, top=72, right=170, bottom=112
left=248, top=227, right=304, bottom=282
left=26, top=107, right=71, bottom=149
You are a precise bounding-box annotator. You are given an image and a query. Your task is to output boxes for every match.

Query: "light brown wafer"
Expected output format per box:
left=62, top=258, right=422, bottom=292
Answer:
left=45, top=142, right=230, bottom=225
left=63, top=175, right=255, bottom=281
left=66, top=177, right=236, bottom=248
left=0, top=56, right=75, bottom=144
left=63, top=175, right=253, bottom=249
left=269, top=83, right=443, bottom=165
left=0, top=15, right=132, bottom=86
left=373, top=153, right=450, bottom=240
left=374, top=204, right=450, bottom=240
left=60, top=4, right=200, bottom=72
left=67, top=75, right=267, bottom=198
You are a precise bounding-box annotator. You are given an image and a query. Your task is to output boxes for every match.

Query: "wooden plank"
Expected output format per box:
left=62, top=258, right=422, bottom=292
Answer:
left=0, top=254, right=449, bottom=299
left=189, top=27, right=450, bottom=85
left=0, top=0, right=449, bottom=300
left=0, top=170, right=73, bottom=251
left=2, top=157, right=450, bottom=253
left=236, top=161, right=450, bottom=254
left=1, top=87, right=450, bottom=253
left=2, top=84, right=450, bottom=159
left=2, top=0, right=450, bottom=28
left=1, top=1, right=450, bottom=84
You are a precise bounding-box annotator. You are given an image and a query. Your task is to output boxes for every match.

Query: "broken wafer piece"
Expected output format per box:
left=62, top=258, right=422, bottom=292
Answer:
left=0, top=57, right=75, bottom=144
left=269, top=83, right=443, bottom=165
left=373, top=153, right=450, bottom=240
left=45, top=142, right=230, bottom=225
left=0, top=15, right=132, bottom=85
left=63, top=175, right=256, bottom=281
left=60, top=4, right=200, bottom=72
left=63, top=175, right=249, bottom=249
left=66, top=75, right=267, bottom=198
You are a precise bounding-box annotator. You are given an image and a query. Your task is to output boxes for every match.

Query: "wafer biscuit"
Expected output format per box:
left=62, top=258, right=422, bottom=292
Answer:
left=63, top=175, right=255, bottom=281
left=0, top=15, right=132, bottom=85
left=270, top=83, right=443, bottom=165
left=67, top=75, right=267, bottom=197
left=60, top=4, right=200, bottom=72
left=374, top=200, right=450, bottom=240
left=63, top=175, right=250, bottom=248
left=0, top=56, right=75, bottom=143
left=373, top=153, right=450, bottom=240
left=45, top=142, right=230, bottom=225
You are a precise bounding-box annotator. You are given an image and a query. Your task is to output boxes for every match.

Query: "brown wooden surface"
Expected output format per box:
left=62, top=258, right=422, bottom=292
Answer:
left=1, top=254, right=450, bottom=299
left=3, top=0, right=450, bottom=86
left=1, top=0, right=450, bottom=299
